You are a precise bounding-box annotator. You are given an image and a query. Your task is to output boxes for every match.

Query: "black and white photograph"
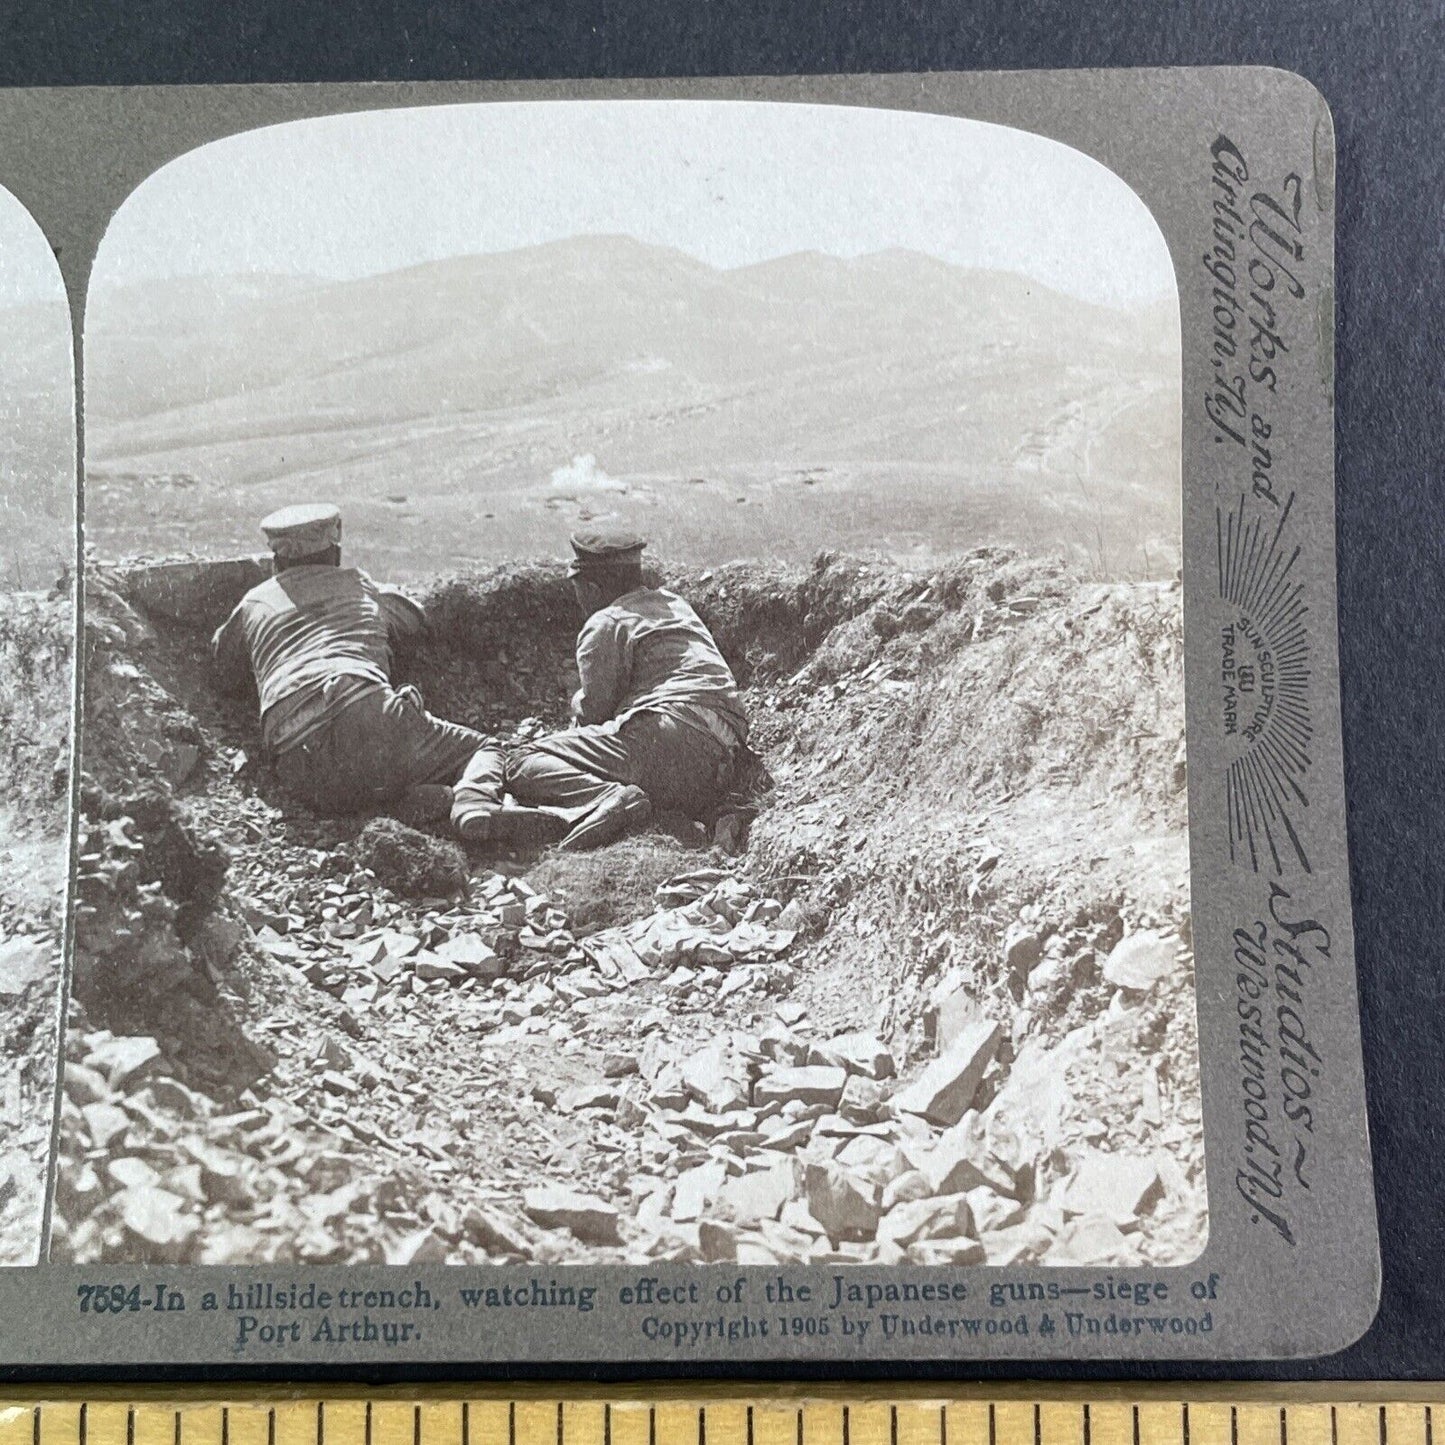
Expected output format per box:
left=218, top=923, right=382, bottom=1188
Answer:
left=0, top=181, right=74, bottom=1265
left=59, top=98, right=1204, bottom=1271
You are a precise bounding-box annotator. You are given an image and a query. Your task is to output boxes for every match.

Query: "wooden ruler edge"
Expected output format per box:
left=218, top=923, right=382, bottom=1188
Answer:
left=0, top=1384, right=1442, bottom=1405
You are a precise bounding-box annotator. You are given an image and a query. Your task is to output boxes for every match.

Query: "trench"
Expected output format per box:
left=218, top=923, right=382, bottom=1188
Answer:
left=55, top=548, right=1205, bottom=1268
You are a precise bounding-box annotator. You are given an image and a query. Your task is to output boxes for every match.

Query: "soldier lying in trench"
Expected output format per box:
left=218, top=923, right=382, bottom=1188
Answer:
left=501, top=529, right=749, bottom=851
left=211, top=503, right=542, bottom=843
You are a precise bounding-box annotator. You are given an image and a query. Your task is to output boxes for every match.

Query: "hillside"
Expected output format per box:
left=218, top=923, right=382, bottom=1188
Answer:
left=83, top=239, right=1180, bottom=580
left=0, top=299, right=74, bottom=591
left=55, top=551, right=1203, bottom=1269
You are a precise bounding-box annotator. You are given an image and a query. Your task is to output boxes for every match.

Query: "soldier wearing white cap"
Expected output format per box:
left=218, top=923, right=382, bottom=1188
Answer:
left=212, top=503, right=516, bottom=836
left=503, top=530, right=748, bottom=850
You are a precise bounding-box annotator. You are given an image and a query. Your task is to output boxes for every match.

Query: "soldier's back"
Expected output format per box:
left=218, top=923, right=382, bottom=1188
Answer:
left=235, top=566, right=395, bottom=712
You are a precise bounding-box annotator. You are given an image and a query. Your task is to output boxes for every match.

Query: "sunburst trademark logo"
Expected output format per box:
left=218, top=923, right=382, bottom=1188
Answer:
left=1221, top=615, right=1276, bottom=750
left=1217, top=494, right=1313, bottom=873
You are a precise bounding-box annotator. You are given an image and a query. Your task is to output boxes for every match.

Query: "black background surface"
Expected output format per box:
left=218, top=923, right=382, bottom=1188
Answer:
left=0, top=0, right=1441, bottom=1384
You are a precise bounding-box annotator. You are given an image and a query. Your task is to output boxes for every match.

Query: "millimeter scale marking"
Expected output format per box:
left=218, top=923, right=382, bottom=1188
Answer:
left=0, top=1395, right=1442, bottom=1445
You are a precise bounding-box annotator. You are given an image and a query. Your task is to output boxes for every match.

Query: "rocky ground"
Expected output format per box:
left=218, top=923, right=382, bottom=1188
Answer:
left=53, top=551, right=1205, bottom=1268
left=0, top=895, right=64, bottom=1266
left=0, top=589, right=73, bottom=1265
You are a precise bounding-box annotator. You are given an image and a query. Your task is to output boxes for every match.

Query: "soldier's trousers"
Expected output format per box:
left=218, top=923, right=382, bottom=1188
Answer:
left=273, top=684, right=505, bottom=818
left=506, top=710, right=733, bottom=827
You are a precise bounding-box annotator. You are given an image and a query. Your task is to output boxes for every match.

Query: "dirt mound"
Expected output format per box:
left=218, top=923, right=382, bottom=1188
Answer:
left=527, top=836, right=695, bottom=936
left=350, top=819, right=470, bottom=899
left=56, top=551, right=1202, bottom=1269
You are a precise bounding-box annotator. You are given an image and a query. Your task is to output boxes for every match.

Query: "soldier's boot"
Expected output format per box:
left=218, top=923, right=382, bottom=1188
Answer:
left=390, top=783, right=455, bottom=825
left=451, top=798, right=497, bottom=842
left=559, top=784, right=652, bottom=852
left=451, top=744, right=516, bottom=843
left=454, top=799, right=568, bottom=850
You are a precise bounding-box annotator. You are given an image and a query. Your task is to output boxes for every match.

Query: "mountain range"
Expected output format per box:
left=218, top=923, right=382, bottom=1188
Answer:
left=81, top=235, right=1182, bottom=579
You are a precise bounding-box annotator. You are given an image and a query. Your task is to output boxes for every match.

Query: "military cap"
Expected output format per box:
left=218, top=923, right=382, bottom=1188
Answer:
left=260, top=503, right=342, bottom=559
left=568, top=528, right=647, bottom=576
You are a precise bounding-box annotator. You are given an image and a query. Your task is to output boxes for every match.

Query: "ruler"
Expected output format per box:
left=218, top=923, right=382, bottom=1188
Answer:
left=0, top=1391, right=1440, bottom=1445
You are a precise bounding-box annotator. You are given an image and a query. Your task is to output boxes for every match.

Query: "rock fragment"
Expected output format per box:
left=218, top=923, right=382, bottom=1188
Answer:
left=413, top=953, right=467, bottom=984
left=1045, top=1215, right=1141, bottom=1265
left=116, top=1187, right=199, bottom=1261
left=696, top=1219, right=737, bottom=1261
left=892, top=1019, right=1001, bottom=1126
left=716, top=1158, right=799, bottom=1226
left=1003, top=925, right=1043, bottom=988
left=833, top=1135, right=909, bottom=1191
left=881, top=1170, right=931, bottom=1211
left=558, top=1085, right=619, bottom=1114
left=1102, top=930, right=1180, bottom=991
left=0, top=935, right=51, bottom=997
left=757, top=1025, right=809, bottom=1067
left=981, top=1220, right=1054, bottom=1265
left=753, top=1066, right=847, bottom=1110
left=107, top=1157, right=162, bottom=1192
left=965, top=1185, right=1025, bottom=1234
left=80, top=1102, right=131, bottom=1150
left=933, top=983, right=985, bottom=1051
left=908, top=1237, right=986, bottom=1266
left=436, top=933, right=505, bottom=980
left=522, top=1186, right=622, bottom=1245
left=86, top=1036, right=162, bottom=1091
left=681, top=1042, right=750, bottom=1113
left=1060, top=1149, right=1163, bottom=1222
left=672, top=1160, right=728, bottom=1222
left=463, top=1205, right=532, bottom=1257
left=810, top=1032, right=895, bottom=1080
left=803, top=1162, right=880, bottom=1242
left=758, top=1117, right=813, bottom=1152
left=877, top=1193, right=975, bottom=1249
left=914, top=1115, right=1014, bottom=1197
left=838, top=1075, right=889, bottom=1123
left=64, top=1063, right=110, bottom=1105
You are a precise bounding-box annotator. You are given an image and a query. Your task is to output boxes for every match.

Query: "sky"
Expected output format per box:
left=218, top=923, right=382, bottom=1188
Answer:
left=0, top=183, right=65, bottom=309
left=0, top=182, right=73, bottom=589
left=88, top=100, right=1177, bottom=309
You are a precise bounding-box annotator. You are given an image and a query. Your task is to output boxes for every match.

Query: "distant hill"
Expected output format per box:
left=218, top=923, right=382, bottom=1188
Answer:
left=0, top=298, right=73, bottom=591
left=83, top=236, right=1181, bottom=580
